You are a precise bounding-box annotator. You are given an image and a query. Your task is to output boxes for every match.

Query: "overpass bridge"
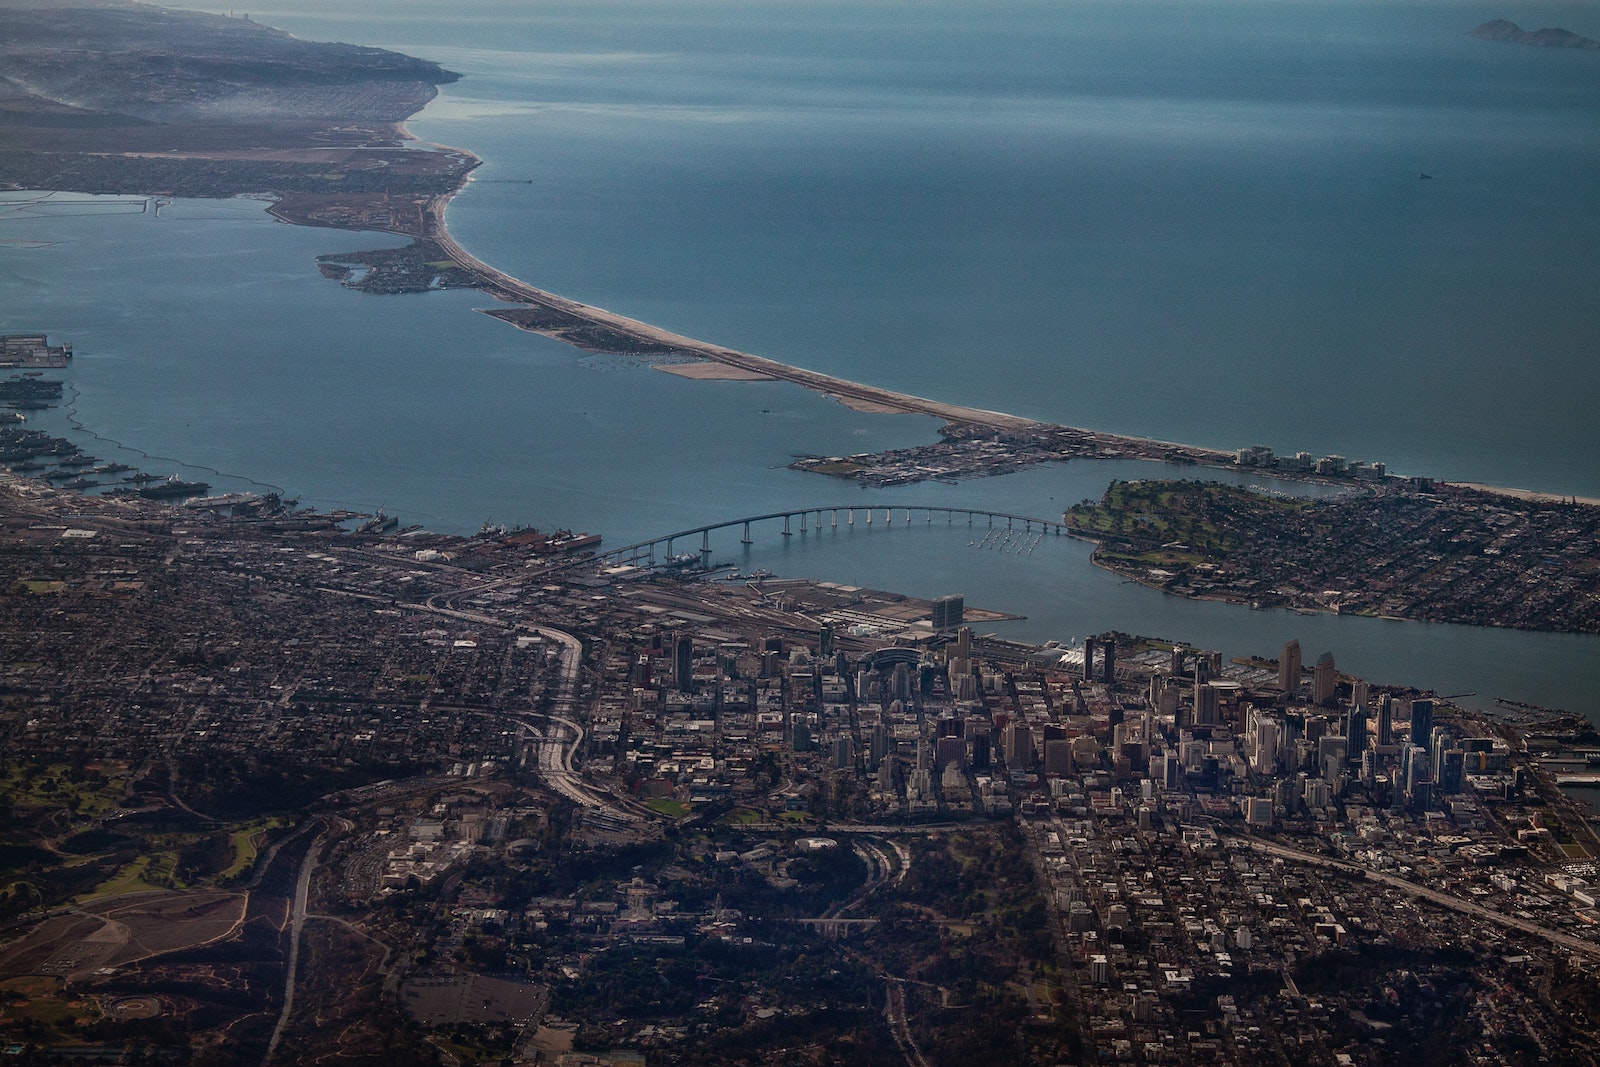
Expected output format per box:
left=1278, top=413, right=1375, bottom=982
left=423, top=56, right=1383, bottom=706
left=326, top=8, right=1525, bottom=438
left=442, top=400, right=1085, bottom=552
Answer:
left=588, top=505, right=1072, bottom=569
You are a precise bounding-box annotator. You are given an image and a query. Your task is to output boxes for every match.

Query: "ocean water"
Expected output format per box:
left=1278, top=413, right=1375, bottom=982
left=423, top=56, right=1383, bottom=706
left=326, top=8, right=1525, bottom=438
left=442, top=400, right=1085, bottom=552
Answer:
left=193, top=0, right=1600, bottom=494
left=5, top=0, right=1600, bottom=713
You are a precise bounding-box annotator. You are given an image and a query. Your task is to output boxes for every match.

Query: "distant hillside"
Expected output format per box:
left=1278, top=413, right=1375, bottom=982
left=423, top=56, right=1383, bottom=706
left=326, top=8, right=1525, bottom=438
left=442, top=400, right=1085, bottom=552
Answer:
left=1470, top=19, right=1600, bottom=49
left=0, top=0, right=469, bottom=203
left=0, top=0, right=458, bottom=126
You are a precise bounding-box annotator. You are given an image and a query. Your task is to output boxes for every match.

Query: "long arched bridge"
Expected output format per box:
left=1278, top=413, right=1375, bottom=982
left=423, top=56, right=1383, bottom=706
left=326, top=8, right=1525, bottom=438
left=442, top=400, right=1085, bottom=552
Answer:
left=588, top=505, right=1072, bottom=569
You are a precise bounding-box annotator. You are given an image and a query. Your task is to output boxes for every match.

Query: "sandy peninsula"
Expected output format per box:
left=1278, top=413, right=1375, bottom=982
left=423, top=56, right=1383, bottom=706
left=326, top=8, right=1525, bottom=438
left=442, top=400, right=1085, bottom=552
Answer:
left=5, top=0, right=1598, bottom=515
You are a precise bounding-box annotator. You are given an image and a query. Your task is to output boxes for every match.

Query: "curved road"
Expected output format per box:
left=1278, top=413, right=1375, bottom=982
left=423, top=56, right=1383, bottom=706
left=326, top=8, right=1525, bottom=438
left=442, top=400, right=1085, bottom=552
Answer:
left=519, top=624, right=644, bottom=823
left=262, top=829, right=325, bottom=1067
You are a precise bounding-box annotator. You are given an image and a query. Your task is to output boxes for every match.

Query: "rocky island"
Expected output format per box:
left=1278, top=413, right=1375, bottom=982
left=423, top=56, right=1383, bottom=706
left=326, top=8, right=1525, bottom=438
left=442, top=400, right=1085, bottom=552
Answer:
left=1470, top=19, right=1600, bottom=49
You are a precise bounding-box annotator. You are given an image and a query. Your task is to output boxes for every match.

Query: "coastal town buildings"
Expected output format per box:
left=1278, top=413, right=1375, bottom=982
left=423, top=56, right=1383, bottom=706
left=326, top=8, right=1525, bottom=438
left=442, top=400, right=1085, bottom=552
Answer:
left=4, top=475, right=1600, bottom=1063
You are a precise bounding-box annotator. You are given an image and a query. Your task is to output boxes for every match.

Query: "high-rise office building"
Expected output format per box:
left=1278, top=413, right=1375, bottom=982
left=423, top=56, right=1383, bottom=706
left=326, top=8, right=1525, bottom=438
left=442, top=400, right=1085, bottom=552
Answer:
left=1403, top=743, right=1430, bottom=808
left=1312, top=652, right=1337, bottom=705
left=1428, top=726, right=1449, bottom=776
left=1439, top=748, right=1465, bottom=795
left=1252, top=717, right=1281, bottom=774
left=675, top=635, right=694, bottom=692
left=1344, top=706, right=1368, bottom=762
left=1044, top=739, right=1074, bottom=777
left=1409, top=699, right=1434, bottom=753
left=869, top=724, right=889, bottom=771
left=1003, top=722, right=1034, bottom=769
left=877, top=757, right=895, bottom=792
left=931, top=594, right=964, bottom=630
left=1317, top=735, right=1348, bottom=782
left=1279, top=639, right=1303, bottom=691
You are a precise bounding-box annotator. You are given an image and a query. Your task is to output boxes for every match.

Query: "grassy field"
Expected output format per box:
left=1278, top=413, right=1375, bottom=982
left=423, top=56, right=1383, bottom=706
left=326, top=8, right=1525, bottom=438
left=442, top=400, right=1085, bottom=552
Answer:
left=0, top=986, right=90, bottom=1029
left=0, top=976, right=62, bottom=998
left=15, top=580, right=65, bottom=594
left=221, top=820, right=280, bottom=881
left=802, top=461, right=866, bottom=477
left=2, top=757, right=278, bottom=908
left=0, top=760, right=130, bottom=819
left=646, top=798, right=691, bottom=819
left=80, top=855, right=168, bottom=901
left=1065, top=479, right=1311, bottom=568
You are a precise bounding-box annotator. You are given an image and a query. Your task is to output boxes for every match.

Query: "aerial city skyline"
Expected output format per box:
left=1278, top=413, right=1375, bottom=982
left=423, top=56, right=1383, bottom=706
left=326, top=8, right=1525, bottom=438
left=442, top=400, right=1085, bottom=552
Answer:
left=2, top=0, right=1598, bottom=1062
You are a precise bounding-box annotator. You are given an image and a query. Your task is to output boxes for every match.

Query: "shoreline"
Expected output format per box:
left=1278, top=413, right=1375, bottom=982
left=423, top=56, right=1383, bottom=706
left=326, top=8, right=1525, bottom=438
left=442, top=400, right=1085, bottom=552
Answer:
left=399, top=147, right=1597, bottom=506
left=4, top=15, right=1590, bottom=507
left=417, top=163, right=1050, bottom=433
left=1449, top=482, right=1600, bottom=508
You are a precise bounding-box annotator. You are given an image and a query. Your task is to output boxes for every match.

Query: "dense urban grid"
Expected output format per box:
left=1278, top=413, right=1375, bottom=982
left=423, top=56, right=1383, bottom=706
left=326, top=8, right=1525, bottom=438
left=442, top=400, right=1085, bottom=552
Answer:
left=1064, top=479, right=1600, bottom=634
left=4, top=4, right=1600, bottom=1063
left=4, top=473, right=1600, bottom=1065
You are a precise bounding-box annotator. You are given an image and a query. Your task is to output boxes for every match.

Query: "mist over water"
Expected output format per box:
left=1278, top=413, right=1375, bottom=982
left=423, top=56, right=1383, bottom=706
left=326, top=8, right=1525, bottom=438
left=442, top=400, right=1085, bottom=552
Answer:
left=416, top=0, right=1600, bottom=493
left=5, top=0, right=1599, bottom=713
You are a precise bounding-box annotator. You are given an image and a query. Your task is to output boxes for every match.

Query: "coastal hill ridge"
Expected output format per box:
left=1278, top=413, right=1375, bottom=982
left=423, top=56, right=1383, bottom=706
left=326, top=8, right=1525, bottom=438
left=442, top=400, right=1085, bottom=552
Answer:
left=1470, top=19, right=1600, bottom=49
left=0, top=0, right=457, bottom=127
